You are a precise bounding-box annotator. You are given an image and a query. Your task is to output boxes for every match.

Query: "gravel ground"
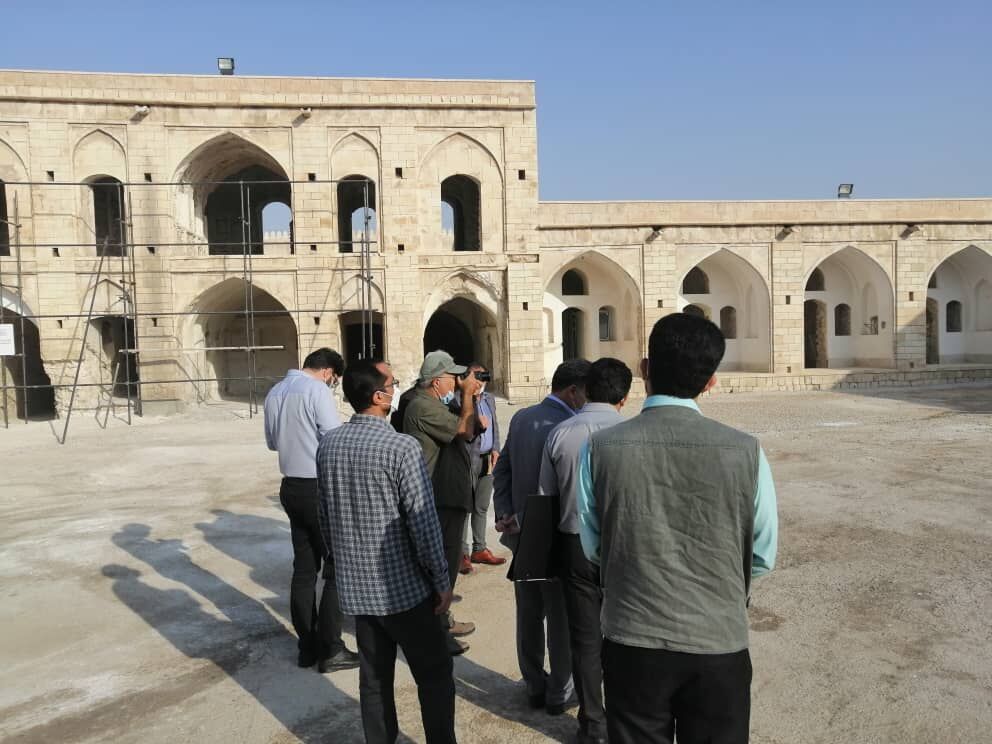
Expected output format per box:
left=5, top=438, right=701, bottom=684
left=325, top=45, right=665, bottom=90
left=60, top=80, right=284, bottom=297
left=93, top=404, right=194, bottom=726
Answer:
left=1, top=383, right=990, bottom=743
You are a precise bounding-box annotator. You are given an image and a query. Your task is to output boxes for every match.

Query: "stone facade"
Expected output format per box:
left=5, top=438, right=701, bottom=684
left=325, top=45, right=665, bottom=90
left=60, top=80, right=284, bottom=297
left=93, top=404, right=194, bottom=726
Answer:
left=0, top=70, right=990, bottom=420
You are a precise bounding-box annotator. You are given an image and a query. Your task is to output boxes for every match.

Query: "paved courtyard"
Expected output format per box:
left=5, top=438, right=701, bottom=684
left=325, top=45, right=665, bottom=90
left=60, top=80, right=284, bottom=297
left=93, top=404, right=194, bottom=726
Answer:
left=1, top=384, right=990, bottom=743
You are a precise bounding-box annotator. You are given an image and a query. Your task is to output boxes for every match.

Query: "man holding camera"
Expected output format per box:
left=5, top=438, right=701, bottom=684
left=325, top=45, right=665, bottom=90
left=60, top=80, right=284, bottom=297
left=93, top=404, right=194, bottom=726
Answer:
left=403, top=350, right=483, bottom=655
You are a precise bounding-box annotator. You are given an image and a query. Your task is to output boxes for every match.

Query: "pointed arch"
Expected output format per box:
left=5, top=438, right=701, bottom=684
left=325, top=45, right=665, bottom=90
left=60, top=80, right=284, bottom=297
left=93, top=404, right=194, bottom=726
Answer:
left=0, top=138, right=29, bottom=182
left=924, top=244, right=992, bottom=364
left=73, top=129, right=127, bottom=182
left=420, top=132, right=503, bottom=180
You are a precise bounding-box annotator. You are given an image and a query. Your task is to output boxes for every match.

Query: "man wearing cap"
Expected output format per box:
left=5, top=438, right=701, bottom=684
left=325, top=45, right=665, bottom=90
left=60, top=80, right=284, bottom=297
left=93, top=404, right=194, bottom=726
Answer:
left=403, top=350, right=483, bottom=655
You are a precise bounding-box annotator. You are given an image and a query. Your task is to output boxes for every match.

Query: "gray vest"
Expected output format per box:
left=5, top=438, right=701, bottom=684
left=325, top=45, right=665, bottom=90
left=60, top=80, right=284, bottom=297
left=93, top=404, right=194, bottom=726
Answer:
left=589, top=405, right=758, bottom=654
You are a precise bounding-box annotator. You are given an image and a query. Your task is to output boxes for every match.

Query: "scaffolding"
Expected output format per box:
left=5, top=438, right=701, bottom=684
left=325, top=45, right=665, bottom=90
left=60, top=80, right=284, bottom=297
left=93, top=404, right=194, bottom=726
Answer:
left=0, top=176, right=379, bottom=442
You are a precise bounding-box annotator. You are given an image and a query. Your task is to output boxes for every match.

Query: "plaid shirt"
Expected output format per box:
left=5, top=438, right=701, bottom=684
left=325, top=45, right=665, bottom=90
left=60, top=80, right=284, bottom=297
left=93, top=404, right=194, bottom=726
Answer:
left=316, top=414, right=450, bottom=616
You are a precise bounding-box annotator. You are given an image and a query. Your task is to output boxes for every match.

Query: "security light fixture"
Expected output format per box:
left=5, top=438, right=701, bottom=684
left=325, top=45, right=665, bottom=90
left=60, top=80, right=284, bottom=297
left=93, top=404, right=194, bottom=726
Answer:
left=901, top=224, right=922, bottom=239
left=837, top=183, right=854, bottom=199
left=133, top=104, right=150, bottom=118
left=300, top=107, right=313, bottom=118
left=217, top=57, right=235, bottom=75
left=646, top=226, right=663, bottom=242
left=776, top=225, right=797, bottom=240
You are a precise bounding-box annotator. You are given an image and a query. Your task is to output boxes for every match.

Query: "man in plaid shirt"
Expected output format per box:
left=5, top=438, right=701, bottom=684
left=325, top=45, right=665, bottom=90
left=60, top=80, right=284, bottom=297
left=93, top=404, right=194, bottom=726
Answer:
left=317, top=359, right=456, bottom=744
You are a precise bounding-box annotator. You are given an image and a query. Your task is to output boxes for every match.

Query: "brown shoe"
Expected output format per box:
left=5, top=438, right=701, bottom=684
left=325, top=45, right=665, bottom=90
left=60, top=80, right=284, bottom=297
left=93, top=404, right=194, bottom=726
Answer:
left=470, top=548, right=507, bottom=566
left=449, top=620, right=476, bottom=637
left=459, top=554, right=474, bottom=574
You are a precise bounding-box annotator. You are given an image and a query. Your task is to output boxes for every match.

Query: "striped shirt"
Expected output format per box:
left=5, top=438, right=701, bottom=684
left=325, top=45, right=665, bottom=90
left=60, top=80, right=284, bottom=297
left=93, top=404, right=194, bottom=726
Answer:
left=316, top=413, right=450, bottom=616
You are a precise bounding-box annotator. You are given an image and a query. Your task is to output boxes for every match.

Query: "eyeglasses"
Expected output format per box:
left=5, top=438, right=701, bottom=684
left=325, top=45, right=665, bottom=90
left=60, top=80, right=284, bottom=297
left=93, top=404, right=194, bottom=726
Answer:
left=377, top=379, right=400, bottom=393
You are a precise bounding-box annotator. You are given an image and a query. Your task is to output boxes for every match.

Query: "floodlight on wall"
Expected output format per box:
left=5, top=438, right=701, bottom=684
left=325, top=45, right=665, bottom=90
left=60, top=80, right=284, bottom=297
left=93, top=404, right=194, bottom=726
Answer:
left=300, top=107, right=313, bottom=119
left=901, top=224, right=922, bottom=239
left=776, top=225, right=798, bottom=240
left=133, top=104, right=150, bottom=118
left=217, top=57, right=235, bottom=75
left=837, top=183, right=854, bottom=199
left=646, top=226, right=663, bottom=242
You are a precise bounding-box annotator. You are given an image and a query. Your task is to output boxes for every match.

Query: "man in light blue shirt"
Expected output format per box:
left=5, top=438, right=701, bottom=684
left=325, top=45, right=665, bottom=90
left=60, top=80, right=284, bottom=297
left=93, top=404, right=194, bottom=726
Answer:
left=264, top=348, right=358, bottom=673
left=576, top=314, right=778, bottom=744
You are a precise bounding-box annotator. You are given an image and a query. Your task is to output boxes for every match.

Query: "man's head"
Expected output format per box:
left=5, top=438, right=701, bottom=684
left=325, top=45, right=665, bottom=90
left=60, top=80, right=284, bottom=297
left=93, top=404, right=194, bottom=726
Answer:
left=468, top=361, right=489, bottom=392
left=586, top=357, right=633, bottom=407
left=418, top=350, right=467, bottom=402
left=342, top=359, right=397, bottom=416
left=551, top=359, right=592, bottom=411
left=302, top=348, right=345, bottom=388
left=642, top=313, right=725, bottom=399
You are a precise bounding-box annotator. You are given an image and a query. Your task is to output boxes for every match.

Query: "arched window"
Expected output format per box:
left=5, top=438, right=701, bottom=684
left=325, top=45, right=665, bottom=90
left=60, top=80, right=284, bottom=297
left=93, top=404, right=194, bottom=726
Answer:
left=720, top=306, right=738, bottom=339
left=90, top=176, right=127, bottom=257
left=834, top=303, right=851, bottom=336
left=262, top=202, right=293, bottom=252
left=684, top=304, right=708, bottom=319
left=337, top=175, right=377, bottom=253
left=0, top=180, right=9, bottom=256
left=599, top=306, right=614, bottom=341
left=806, top=268, right=825, bottom=292
left=946, top=300, right=962, bottom=332
left=562, top=269, right=587, bottom=295
left=682, top=267, right=709, bottom=294
left=441, top=175, right=480, bottom=251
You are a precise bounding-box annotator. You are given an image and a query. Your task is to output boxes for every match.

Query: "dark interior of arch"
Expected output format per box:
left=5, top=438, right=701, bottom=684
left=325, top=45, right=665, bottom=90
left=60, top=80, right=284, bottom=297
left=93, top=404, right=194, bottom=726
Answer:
left=90, top=315, right=139, bottom=398
left=562, top=269, right=587, bottom=295
left=1, top=313, right=56, bottom=420
left=441, top=175, right=480, bottom=251
left=806, top=267, right=825, bottom=292
left=424, top=308, right=474, bottom=365
left=683, top=267, right=710, bottom=294
left=337, top=176, right=377, bottom=253
left=206, top=165, right=291, bottom=255
left=91, top=177, right=127, bottom=257
left=340, top=310, right=384, bottom=364
left=0, top=180, right=9, bottom=256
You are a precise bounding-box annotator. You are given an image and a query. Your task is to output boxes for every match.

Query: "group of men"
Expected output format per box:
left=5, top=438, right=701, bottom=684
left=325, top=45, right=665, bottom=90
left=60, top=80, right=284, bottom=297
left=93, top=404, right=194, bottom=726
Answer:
left=264, top=312, right=778, bottom=744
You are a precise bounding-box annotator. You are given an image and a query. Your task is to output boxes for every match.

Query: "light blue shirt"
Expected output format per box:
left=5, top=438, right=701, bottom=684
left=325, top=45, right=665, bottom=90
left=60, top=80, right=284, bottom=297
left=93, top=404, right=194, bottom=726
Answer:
left=264, top=369, right=341, bottom=478
left=577, top=394, right=778, bottom=578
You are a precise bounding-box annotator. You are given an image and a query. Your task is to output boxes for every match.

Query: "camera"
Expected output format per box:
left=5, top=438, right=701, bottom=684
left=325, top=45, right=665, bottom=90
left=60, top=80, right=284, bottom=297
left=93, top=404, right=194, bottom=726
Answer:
left=462, top=370, right=492, bottom=382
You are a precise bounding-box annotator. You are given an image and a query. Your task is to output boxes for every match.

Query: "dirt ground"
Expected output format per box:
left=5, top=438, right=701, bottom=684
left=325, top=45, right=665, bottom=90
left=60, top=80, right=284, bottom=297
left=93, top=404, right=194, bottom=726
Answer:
left=1, top=384, right=990, bottom=744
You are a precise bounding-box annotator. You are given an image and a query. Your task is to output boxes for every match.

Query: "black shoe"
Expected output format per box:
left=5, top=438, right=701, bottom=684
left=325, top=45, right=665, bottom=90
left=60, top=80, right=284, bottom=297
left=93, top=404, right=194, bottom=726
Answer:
left=447, top=636, right=470, bottom=656
left=297, top=650, right=318, bottom=668
left=547, top=697, right=577, bottom=716
left=318, top=648, right=360, bottom=673
left=528, top=693, right=546, bottom=709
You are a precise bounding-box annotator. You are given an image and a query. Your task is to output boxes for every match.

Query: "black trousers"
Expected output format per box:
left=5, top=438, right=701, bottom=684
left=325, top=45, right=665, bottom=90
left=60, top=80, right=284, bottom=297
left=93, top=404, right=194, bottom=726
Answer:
left=279, top=477, right=344, bottom=659
left=602, top=638, right=752, bottom=744
left=559, top=532, right=606, bottom=738
left=355, top=596, right=457, bottom=744
left=437, top=506, right=469, bottom=591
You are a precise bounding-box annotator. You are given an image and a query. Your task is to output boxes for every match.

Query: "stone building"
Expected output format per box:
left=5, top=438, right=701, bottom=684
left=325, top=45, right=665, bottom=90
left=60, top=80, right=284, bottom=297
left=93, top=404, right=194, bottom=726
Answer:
left=1, top=69, right=990, bottom=422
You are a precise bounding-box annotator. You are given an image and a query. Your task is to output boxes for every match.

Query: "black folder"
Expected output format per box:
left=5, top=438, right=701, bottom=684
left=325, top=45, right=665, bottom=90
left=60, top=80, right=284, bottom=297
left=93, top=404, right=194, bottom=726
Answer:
left=506, top=493, right=562, bottom=582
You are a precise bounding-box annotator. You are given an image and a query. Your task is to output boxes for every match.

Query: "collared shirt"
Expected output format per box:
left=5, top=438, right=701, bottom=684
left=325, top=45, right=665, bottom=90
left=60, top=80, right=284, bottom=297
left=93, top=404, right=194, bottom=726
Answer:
left=577, top=394, right=778, bottom=578
left=546, top=393, right=577, bottom=419
left=316, top=414, right=450, bottom=616
left=263, top=369, right=340, bottom=478
left=477, top=393, right=495, bottom=454
left=538, top=402, right=625, bottom=533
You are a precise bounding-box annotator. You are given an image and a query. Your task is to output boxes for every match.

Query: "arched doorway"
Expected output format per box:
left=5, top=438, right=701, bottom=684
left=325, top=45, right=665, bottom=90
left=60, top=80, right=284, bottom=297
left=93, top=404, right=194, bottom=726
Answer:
left=423, top=297, right=501, bottom=390
left=925, top=245, right=992, bottom=365
left=544, top=252, right=642, bottom=379
left=562, top=308, right=584, bottom=360
left=184, top=279, right=298, bottom=403
left=0, top=299, right=56, bottom=421
left=804, top=300, right=827, bottom=368
left=804, top=247, right=894, bottom=368
left=679, top=250, right=771, bottom=371
left=88, top=315, right=139, bottom=399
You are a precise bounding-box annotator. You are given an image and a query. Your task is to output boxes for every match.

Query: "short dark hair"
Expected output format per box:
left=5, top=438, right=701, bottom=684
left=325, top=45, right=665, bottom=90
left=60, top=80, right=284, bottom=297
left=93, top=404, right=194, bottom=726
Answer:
left=343, top=359, right=388, bottom=412
left=587, top=358, right=632, bottom=404
left=647, top=313, right=725, bottom=398
left=303, top=348, right=344, bottom=375
left=551, top=359, right=591, bottom=393
left=467, top=361, right=487, bottom=371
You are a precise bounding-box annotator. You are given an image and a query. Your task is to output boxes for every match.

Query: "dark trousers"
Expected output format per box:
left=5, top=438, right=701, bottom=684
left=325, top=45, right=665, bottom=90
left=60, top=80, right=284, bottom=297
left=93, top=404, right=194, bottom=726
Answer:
left=437, top=507, right=468, bottom=590
left=279, top=477, right=344, bottom=659
left=602, top=638, right=752, bottom=744
left=355, top=596, right=457, bottom=744
left=559, top=532, right=606, bottom=738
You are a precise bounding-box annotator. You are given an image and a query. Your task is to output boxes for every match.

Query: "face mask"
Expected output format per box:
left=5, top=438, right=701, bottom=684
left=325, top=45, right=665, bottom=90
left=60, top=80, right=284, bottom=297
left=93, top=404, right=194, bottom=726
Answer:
left=440, top=390, right=455, bottom=406
left=388, top=390, right=399, bottom=414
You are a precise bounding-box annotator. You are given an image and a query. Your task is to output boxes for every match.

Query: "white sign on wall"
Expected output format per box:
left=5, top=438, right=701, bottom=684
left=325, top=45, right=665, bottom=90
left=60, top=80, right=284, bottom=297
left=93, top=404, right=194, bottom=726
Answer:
left=0, top=324, right=15, bottom=356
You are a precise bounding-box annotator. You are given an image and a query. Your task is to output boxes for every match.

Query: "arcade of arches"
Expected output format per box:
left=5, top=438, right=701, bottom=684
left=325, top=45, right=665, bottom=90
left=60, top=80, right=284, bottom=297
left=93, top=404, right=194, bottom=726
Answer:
left=423, top=298, right=501, bottom=389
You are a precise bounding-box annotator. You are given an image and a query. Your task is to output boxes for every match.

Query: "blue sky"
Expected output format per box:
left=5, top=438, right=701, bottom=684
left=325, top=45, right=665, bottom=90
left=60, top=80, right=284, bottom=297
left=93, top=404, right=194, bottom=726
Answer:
left=4, top=1, right=990, bottom=201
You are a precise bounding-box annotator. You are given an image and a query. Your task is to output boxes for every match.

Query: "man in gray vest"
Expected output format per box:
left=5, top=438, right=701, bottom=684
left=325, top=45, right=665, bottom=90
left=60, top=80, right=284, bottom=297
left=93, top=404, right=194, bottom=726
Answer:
left=577, top=313, right=778, bottom=744
left=493, top=359, right=590, bottom=715
left=538, top=357, right=631, bottom=744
